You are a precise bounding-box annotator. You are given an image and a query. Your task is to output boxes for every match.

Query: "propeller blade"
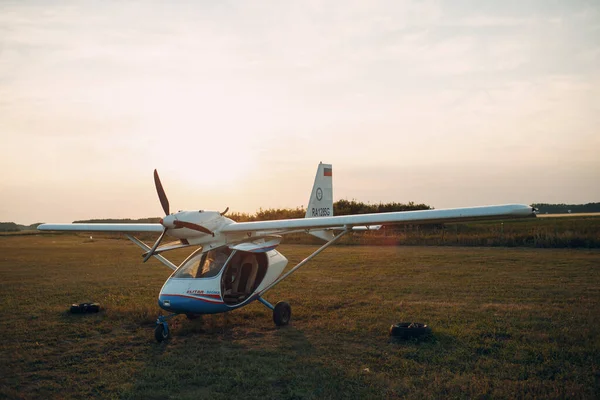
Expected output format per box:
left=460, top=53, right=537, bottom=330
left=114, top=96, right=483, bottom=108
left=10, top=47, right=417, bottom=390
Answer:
left=154, top=169, right=170, bottom=215
left=143, top=227, right=168, bottom=263
left=173, top=220, right=213, bottom=235
left=220, top=207, right=229, bottom=216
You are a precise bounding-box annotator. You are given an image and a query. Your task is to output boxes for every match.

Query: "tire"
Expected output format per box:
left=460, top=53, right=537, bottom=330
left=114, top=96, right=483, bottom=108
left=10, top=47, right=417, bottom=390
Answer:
left=85, top=303, right=100, bottom=313
left=389, top=322, right=431, bottom=339
left=154, top=324, right=169, bottom=342
left=273, top=302, right=291, bottom=326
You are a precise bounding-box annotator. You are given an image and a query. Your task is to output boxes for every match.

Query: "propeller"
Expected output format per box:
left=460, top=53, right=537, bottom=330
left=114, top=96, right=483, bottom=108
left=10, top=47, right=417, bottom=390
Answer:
left=143, top=169, right=214, bottom=262
left=143, top=169, right=170, bottom=263
left=154, top=169, right=170, bottom=215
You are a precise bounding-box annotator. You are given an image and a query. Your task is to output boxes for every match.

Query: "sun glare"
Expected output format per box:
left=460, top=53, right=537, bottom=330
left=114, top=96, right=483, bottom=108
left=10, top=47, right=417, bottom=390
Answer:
left=173, top=146, right=257, bottom=188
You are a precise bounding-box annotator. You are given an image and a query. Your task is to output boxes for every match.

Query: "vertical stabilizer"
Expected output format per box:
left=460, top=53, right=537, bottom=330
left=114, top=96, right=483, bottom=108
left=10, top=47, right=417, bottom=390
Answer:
left=305, top=162, right=335, bottom=241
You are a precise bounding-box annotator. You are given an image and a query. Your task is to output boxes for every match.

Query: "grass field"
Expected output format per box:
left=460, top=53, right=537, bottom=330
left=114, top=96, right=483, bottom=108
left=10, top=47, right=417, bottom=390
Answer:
left=1, top=235, right=599, bottom=399
left=538, top=212, right=600, bottom=218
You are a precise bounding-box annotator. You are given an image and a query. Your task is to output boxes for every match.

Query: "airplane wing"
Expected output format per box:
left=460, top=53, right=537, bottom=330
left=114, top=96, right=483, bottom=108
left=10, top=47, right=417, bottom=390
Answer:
left=37, top=223, right=164, bottom=233
left=221, top=204, right=535, bottom=235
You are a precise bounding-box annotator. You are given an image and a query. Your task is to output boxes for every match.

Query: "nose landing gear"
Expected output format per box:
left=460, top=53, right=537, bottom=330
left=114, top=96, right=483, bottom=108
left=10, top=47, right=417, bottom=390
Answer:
left=155, top=313, right=179, bottom=342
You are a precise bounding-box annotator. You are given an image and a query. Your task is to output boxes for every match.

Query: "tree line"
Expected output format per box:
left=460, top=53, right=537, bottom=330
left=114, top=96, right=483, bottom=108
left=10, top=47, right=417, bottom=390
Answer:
left=227, top=200, right=431, bottom=222
left=532, top=203, right=600, bottom=214
left=0, top=222, right=42, bottom=232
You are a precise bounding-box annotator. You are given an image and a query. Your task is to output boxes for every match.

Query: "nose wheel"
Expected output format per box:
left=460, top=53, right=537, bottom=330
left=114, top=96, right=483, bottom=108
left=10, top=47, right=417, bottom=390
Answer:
left=155, top=313, right=178, bottom=342
left=154, top=323, right=169, bottom=342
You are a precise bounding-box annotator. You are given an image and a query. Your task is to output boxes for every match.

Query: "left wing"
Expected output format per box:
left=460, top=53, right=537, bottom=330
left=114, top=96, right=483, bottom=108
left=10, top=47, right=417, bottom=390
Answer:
left=221, top=204, right=535, bottom=235
left=38, top=223, right=164, bottom=233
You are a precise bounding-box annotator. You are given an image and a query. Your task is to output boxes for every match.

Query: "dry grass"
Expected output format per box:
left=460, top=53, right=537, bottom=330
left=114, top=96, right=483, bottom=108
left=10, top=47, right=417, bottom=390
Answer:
left=1, top=235, right=599, bottom=399
left=538, top=213, right=600, bottom=218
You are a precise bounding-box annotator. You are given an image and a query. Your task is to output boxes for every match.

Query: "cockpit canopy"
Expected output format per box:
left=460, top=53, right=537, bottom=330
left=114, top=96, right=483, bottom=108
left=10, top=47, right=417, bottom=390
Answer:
left=172, top=248, right=231, bottom=279
left=166, top=246, right=279, bottom=306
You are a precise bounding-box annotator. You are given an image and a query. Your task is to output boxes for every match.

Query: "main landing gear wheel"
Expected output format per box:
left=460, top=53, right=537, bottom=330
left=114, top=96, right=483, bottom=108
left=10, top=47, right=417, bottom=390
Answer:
left=154, top=323, right=170, bottom=342
left=273, top=301, right=291, bottom=326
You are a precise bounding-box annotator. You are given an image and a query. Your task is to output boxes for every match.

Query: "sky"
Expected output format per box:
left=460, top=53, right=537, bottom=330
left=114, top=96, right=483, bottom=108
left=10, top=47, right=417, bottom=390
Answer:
left=1, top=0, right=599, bottom=224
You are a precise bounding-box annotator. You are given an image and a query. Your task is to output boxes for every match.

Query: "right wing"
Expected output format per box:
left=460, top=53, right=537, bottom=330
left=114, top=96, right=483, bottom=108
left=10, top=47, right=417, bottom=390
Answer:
left=221, top=204, right=536, bottom=235
left=37, top=223, right=164, bottom=233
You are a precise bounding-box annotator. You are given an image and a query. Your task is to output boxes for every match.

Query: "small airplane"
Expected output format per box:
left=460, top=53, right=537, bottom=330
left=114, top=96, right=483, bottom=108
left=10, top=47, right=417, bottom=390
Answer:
left=38, top=163, right=536, bottom=341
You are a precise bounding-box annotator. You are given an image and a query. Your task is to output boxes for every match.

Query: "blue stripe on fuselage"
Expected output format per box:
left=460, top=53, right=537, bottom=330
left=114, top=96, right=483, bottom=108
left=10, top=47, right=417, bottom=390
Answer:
left=158, top=294, right=239, bottom=314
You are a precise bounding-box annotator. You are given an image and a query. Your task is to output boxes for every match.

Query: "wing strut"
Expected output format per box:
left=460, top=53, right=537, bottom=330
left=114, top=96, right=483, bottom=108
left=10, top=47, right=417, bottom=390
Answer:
left=258, top=228, right=350, bottom=296
left=126, top=235, right=178, bottom=270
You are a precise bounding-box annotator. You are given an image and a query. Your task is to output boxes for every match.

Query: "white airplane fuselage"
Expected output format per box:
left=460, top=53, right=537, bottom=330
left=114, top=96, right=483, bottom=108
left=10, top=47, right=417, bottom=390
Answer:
left=158, top=248, right=288, bottom=314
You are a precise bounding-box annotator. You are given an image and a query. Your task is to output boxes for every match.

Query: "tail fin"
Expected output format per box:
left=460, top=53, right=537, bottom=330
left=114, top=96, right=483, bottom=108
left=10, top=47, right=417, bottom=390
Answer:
left=305, top=162, right=335, bottom=241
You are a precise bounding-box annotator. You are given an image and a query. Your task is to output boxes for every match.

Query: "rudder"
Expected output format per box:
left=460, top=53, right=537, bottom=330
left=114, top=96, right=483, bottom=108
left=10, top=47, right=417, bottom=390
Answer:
left=305, top=162, right=335, bottom=241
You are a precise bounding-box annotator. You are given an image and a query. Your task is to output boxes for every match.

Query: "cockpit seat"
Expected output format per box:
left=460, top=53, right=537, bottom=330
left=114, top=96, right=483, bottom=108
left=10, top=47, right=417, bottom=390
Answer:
left=222, top=253, right=261, bottom=304
left=234, top=255, right=259, bottom=295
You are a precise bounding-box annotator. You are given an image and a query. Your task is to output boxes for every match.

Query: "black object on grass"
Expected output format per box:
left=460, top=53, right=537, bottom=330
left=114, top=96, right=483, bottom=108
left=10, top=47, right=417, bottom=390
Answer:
left=389, top=322, right=431, bottom=339
left=70, top=303, right=100, bottom=313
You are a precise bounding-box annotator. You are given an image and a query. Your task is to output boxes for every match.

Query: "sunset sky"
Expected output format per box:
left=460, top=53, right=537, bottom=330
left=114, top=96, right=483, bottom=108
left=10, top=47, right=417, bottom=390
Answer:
left=1, top=0, right=599, bottom=224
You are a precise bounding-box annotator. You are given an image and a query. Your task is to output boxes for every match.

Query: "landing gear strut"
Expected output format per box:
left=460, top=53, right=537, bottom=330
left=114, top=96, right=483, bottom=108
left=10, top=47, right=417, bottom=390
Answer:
left=155, top=313, right=178, bottom=342
left=256, top=229, right=349, bottom=328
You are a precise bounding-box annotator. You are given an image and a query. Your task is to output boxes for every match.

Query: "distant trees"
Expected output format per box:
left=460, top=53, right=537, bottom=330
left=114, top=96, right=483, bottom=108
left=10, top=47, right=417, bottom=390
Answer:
left=33, top=201, right=600, bottom=248
left=70, top=201, right=432, bottom=224
left=334, top=199, right=431, bottom=215
left=0, top=222, right=19, bottom=232
left=227, top=207, right=305, bottom=223
left=40, top=202, right=600, bottom=228
left=226, top=201, right=431, bottom=222
left=532, top=203, right=600, bottom=214
left=0, top=222, right=42, bottom=232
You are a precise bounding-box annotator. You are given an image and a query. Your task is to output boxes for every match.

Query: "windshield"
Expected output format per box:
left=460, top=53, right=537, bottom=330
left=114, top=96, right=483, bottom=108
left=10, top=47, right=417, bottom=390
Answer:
left=173, top=248, right=231, bottom=279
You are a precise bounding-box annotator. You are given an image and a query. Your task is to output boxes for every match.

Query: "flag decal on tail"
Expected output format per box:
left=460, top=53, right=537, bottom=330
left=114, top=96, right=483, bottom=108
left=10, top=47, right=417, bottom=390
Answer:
left=324, top=167, right=332, bottom=177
